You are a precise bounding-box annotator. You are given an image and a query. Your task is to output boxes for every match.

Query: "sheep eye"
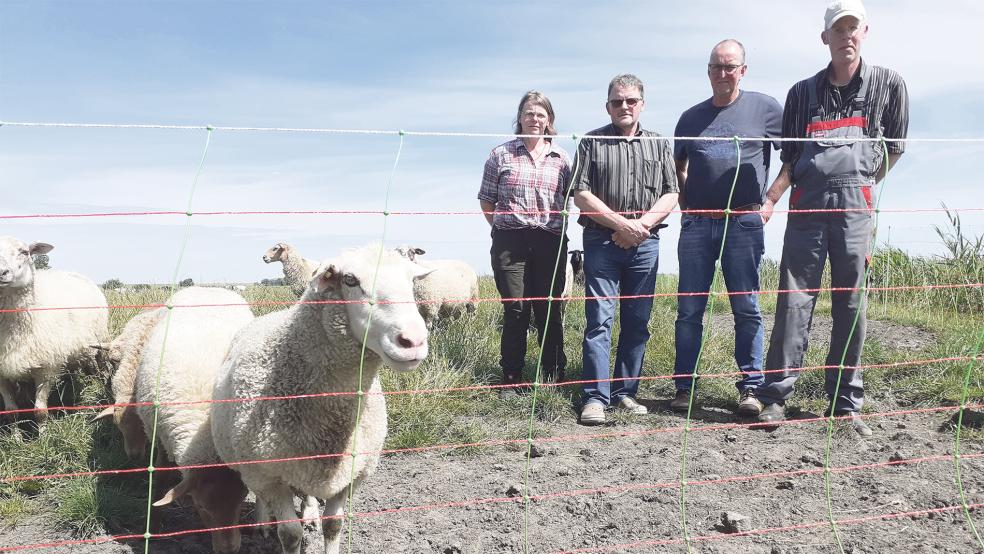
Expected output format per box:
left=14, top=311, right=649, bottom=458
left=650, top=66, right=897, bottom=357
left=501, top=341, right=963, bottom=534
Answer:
left=342, top=274, right=360, bottom=287
left=18, top=249, right=29, bottom=257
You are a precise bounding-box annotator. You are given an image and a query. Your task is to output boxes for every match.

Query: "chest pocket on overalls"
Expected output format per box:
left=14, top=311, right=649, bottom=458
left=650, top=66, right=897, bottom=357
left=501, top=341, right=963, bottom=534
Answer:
left=791, top=70, right=884, bottom=209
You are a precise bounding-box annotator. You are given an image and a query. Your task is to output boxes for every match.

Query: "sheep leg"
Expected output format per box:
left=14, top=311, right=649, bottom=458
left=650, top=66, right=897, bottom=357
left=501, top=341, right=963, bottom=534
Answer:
left=301, top=494, right=322, bottom=531
left=255, top=496, right=272, bottom=538
left=33, top=377, right=52, bottom=424
left=0, top=379, right=18, bottom=423
left=263, top=486, right=304, bottom=554
left=321, top=491, right=347, bottom=554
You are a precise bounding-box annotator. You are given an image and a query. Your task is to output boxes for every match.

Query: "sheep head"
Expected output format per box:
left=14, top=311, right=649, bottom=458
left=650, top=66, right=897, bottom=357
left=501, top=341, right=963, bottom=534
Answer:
left=393, top=245, right=426, bottom=262
left=309, top=246, right=432, bottom=372
left=154, top=467, right=247, bottom=554
left=262, top=243, right=288, bottom=264
left=0, top=236, right=53, bottom=290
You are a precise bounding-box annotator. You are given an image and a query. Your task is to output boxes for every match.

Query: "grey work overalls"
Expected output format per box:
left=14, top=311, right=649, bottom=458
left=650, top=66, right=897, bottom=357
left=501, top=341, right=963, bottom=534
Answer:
left=757, top=65, right=882, bottom=413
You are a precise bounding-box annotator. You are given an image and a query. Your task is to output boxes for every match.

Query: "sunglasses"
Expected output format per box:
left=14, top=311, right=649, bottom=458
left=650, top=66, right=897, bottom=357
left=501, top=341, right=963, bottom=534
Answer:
left=607, top=97, right=642, bottom=109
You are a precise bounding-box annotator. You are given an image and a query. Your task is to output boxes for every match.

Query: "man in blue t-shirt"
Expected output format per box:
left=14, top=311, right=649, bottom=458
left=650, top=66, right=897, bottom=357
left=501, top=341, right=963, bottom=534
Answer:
left=670, top=39, right=782, bottom=417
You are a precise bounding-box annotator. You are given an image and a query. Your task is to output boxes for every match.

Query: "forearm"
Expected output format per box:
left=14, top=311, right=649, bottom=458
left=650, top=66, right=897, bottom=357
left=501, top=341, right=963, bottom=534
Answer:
left=764, top=163, right=794, bottom=204
left=479, top=200, right=495, bottom=226
left=573, top=190, right=630, bottom=231
left=639, top=193, right=680, bottom=228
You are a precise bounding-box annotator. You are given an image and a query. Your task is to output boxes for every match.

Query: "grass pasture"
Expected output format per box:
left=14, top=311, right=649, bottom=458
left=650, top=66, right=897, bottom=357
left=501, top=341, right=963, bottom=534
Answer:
left=0, top=244, right=981, bottom=542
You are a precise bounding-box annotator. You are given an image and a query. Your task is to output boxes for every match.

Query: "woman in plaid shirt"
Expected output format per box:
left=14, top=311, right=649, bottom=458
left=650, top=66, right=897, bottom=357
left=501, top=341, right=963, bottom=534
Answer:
left=478, top=91, right=573, bottom=395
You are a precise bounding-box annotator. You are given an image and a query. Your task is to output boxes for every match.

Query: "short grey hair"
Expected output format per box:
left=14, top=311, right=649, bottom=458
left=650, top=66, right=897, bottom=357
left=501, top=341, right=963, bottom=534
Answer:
left=711, top=39, right=746, bottom=64
left=607, top=74, right=644, bottom=99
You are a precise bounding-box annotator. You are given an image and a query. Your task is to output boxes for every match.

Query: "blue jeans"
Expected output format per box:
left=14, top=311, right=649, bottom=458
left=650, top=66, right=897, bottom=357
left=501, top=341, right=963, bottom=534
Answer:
left=581, top=227, right=660, bottom=407
left=673, top=213, right=765, bottom=393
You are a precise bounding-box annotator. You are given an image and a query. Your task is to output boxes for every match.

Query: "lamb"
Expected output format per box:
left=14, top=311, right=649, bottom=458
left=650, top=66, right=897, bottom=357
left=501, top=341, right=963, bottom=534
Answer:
left=212, top=245, right=431, bottom=554
left=560, top=249, right=585, bottom=300
left=263, top=242, right=319, bottom=297
left=134, top=287, right=254, bottom=554
left=0, top=236, right=109, bottom=423
left=393, top=245, right=479, bottom=329
left=93, top=307, right=167, bottom=460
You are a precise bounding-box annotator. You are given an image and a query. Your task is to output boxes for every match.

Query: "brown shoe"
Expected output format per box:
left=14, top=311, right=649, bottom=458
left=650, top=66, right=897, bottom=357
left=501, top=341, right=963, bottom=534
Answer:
left=670, top=390, right=693, bottom=412
left=737, top=389, right=764, bottom=417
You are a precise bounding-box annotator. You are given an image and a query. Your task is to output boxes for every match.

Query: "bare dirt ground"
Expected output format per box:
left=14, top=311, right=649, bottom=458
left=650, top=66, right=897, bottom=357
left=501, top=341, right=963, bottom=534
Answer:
left=3, top=316, right=980, bottom=553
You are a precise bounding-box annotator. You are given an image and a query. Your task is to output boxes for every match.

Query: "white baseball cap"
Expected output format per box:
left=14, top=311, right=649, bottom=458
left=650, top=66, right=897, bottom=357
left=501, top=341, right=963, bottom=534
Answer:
left=824, top=0, right=867, bottom=30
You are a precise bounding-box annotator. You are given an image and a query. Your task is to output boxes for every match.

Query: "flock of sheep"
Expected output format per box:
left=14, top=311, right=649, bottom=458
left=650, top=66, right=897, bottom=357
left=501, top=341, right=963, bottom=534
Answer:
left=0, top=234, right=583, bottom=553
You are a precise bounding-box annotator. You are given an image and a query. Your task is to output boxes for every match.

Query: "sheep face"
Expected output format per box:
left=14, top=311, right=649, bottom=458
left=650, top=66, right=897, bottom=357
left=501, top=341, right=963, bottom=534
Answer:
left=311, top=250, right=431, bottom=372
left=0, top=236, right=52, bottom=290
left=262, top=243, right=286, bottom=264
left=155, top=467, right=247, bottom=554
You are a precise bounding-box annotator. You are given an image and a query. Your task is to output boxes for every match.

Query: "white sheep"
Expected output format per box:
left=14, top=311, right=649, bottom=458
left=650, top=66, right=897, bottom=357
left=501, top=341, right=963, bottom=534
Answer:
left=263, top=242, right=320, bottom=297
left=212, top=244, right=431, bottom=554
left=134, top=286, right=254, bottom=554
left=94, top=307, right=166, bottom=460
left=0, top=236, right=109, bottom=424
left=393, top=245, right=478, bottom=329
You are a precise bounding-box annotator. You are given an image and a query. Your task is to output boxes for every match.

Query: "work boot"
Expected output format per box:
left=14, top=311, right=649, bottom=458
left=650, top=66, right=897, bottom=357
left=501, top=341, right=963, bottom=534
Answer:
left=757, top=403, right=785, bottom=428
left=835, top=411, right=873, bottom=437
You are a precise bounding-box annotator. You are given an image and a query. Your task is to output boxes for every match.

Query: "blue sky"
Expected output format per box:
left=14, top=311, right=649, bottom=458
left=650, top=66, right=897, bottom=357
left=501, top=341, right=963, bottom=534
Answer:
left=2, top=0, right=982, bottom=284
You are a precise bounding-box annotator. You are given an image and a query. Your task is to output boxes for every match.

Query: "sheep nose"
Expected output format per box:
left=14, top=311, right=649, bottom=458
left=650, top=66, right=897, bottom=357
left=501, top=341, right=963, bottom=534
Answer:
left=0, top=269, right=10, bottom=279
left=396, top=332, right=424, bottom=349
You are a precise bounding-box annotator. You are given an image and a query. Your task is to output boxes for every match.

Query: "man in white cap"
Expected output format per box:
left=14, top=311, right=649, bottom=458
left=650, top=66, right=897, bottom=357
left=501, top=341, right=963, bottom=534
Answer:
left=755, top=0, right=909, bottom=435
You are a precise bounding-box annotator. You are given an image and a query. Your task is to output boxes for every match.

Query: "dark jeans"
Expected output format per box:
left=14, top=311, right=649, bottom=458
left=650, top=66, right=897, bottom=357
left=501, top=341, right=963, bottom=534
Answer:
left=581, top=226, right=660, bottom=407
left=490, top=227, right=568, bottom=384
left=673, top=213, right=765, bottom=393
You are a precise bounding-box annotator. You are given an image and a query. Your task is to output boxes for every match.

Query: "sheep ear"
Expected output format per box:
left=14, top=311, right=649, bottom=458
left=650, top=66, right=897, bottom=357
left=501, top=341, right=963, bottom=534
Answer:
left=312, top=263, right=340, bottom=294
left=410, top=263, right=435, bottom=280
left=28, top=242, right=54, bottom=256
left=413, top=248, right=426, bottom=256
left=153, top=478, right=193, bottom=507
left=93, top=406, right=115, bottom=421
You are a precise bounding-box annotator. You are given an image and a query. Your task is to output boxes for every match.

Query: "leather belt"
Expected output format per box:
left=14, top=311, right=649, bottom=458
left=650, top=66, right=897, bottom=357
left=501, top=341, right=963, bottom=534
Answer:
left=702, top=203, right=762, bottom=220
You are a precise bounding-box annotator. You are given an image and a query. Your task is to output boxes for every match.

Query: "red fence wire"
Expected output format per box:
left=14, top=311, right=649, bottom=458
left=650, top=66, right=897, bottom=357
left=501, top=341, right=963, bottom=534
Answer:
left=2, top=449, right=980, bottom=553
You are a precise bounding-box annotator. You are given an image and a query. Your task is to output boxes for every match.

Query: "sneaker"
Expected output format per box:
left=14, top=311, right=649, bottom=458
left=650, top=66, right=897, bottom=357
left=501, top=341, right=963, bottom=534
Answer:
left=579, top=403, right=606, bottom=426
left=835, top=411, right=873, bottom=437
left=670, top=390, right=693, bottom=412
left=736, top=389, right=764, bottom=417
left=757, top=403, right=785, bottom=427
left=616, top=396, right=648, bottom=415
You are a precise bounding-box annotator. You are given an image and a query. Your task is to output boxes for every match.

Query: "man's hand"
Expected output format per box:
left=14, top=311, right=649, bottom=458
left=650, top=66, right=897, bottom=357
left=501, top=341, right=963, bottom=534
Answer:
left=759, top=199, right=775, bottom=224
left=613, top=219, right=650, bottom=249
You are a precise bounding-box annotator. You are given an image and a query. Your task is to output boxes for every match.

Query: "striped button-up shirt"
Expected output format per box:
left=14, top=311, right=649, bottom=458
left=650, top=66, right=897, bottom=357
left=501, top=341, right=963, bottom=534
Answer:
left=780, top=60, right=909, bottom=166
left=572, top=124, right=679, bottom=230
left=478, top=138, right=572, bottom=234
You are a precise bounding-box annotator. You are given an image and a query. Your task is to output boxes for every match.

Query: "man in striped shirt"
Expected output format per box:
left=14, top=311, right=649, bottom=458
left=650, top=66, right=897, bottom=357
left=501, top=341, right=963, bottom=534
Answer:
left=572, top=74, right=679, bottom=425
left=755, top=0, right=909, bottom=436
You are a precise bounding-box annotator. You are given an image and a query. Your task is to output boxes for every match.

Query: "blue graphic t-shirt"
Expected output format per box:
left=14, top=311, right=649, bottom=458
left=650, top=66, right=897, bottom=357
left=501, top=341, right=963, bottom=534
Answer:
left=673, top=90, right=782, bottom=210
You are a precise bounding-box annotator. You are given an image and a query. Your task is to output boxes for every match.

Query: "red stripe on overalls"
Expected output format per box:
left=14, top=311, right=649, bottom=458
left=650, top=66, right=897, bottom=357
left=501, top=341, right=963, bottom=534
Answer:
left=805, top=116, right=868, bottom=134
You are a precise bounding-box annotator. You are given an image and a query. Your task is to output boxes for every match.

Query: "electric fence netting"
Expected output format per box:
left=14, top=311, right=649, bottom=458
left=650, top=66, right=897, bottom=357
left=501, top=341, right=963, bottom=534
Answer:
left=0, top=121, right=982, bottom=553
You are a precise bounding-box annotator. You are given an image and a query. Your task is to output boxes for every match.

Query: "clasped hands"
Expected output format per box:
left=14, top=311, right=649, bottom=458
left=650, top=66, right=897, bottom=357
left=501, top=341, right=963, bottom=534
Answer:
left=612, top=218, right=651, bottom=249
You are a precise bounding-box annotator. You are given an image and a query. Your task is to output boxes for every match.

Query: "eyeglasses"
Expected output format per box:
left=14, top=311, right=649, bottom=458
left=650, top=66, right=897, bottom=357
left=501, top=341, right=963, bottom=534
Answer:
left=708, top=63, right=744, bottom=74
left=607, top=97, right=642, bottom=109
